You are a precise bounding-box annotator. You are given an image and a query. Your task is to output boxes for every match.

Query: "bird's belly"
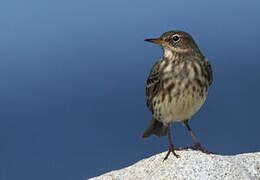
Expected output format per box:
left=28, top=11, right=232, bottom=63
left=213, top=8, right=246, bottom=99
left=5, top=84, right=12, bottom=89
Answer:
left=153, top=88, right=207, bottom=124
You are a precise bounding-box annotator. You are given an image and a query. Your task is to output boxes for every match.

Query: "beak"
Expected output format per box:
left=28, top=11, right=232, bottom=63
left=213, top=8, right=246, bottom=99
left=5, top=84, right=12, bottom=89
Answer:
left=144, top=38, right=165, bottom=45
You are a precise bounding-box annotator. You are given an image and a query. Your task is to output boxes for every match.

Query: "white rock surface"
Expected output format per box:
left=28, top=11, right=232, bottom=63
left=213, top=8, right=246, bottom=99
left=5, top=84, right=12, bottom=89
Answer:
left=89, top=150, right=260, bottom=180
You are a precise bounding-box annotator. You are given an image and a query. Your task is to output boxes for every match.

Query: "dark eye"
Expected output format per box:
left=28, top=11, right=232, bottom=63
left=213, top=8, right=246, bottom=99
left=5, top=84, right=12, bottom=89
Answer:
left=172, top=35, right=179, bottom=42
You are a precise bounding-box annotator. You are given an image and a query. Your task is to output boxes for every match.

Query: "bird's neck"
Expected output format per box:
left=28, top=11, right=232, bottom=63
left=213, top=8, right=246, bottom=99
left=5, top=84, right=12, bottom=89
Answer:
left=163, top=48, right=186, bottom=60
left=163, top=48, right=176, bottom=59
left=163, top=47, right=200, bottom=60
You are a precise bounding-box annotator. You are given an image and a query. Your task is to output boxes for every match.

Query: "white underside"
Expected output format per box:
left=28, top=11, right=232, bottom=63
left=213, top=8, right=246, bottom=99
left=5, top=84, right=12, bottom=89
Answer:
left=155, top=92, right=207, bottom=124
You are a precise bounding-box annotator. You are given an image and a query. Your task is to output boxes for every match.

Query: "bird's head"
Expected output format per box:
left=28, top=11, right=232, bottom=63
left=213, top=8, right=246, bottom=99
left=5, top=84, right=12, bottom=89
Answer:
left=145, top=30, right=200, bottom=58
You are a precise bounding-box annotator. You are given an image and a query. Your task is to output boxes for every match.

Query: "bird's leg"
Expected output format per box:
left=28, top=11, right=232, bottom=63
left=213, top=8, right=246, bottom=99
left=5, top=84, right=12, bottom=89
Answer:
left=164, top=124, right=179, bottom=161
left=183, top=119, right=212, bottom=154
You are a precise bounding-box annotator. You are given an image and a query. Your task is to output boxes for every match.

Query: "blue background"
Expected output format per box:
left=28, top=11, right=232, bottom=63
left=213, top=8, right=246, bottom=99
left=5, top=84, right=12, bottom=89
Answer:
left=0, top=0, right=260, bottom=179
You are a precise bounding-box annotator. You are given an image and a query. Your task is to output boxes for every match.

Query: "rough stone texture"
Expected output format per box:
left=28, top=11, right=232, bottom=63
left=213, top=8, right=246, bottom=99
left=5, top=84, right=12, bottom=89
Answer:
left=89, top=150, right=260, bottom=180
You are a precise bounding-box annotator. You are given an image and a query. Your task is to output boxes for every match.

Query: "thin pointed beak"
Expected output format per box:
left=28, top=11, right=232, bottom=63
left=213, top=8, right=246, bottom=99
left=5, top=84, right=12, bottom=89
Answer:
left=144, top=38, right=165, bottom=45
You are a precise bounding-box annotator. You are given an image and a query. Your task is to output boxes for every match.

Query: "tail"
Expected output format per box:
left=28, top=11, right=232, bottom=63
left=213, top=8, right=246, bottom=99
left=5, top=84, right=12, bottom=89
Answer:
left=142, top=117, right=167, bottom=138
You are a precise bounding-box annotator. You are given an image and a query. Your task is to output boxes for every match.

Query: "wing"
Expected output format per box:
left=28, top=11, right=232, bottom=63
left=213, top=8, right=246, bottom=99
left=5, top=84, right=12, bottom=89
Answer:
left=146, top=60, right=162, bottom=113
left=204, top=57, right=213, bottom=86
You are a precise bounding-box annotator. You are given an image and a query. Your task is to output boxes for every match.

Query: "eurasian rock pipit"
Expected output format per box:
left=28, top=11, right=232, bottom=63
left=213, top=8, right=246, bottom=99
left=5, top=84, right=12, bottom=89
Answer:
left=142, top=30, right=213, bottom=160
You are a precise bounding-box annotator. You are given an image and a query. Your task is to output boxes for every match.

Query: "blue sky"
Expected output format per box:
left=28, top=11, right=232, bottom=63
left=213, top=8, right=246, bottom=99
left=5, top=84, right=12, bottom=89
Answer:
left=0, top=0, right=260, bottom=179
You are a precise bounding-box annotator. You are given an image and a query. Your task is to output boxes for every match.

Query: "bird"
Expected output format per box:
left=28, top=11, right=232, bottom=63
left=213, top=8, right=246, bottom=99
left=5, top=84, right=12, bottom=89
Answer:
left=142, top=30, right=213, bottom=160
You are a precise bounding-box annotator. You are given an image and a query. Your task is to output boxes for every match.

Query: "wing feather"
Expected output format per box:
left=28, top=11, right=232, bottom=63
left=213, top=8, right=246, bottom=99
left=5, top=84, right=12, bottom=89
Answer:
left=204, top=57, right=213, bottom=86
left=146, top=60, right=162, bottom=113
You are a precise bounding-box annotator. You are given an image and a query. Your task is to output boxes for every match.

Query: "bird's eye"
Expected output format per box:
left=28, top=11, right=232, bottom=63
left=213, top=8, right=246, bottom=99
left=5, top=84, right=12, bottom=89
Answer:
left=172, top=35, right=179, bottom=42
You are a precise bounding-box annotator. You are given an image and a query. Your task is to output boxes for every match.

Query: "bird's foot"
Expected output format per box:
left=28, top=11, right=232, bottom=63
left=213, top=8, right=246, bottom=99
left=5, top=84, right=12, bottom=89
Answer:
left=163, top=144, right=180, bottom=161
left=190, top=143, right=213, bottom=154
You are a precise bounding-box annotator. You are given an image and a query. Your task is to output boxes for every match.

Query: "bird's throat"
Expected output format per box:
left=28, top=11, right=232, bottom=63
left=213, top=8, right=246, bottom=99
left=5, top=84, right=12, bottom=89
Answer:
left=163, top=47, right=194, bottom=60
left=163, top=48, right=175, bottom=59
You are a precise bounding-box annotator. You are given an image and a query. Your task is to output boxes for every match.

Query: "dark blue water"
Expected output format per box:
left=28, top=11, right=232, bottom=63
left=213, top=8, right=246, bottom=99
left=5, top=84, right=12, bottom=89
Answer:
left=0, top=0, right=259, bottom=179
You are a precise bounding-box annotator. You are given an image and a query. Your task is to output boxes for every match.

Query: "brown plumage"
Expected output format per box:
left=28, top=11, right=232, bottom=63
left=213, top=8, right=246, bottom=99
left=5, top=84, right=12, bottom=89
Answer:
left=142, top=30, right=213, bottom=160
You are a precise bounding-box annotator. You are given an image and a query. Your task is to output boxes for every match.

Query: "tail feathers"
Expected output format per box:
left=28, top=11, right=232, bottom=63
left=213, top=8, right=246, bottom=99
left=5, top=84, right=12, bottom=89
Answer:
left=142, top=117, right=167, bottom=138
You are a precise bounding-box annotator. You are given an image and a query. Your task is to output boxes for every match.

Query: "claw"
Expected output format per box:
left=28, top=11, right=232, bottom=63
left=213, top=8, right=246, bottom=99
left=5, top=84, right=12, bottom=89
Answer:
left=163, top=145, right=179, bottom=161
left=191, top=143, right=213, bottom=154
left=173, top=144, right=213, bottom=154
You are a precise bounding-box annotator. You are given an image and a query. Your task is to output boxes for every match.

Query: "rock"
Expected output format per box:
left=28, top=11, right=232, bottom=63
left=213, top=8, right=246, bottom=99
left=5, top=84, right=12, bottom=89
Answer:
left=89, top=150, right=260, bottom=180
